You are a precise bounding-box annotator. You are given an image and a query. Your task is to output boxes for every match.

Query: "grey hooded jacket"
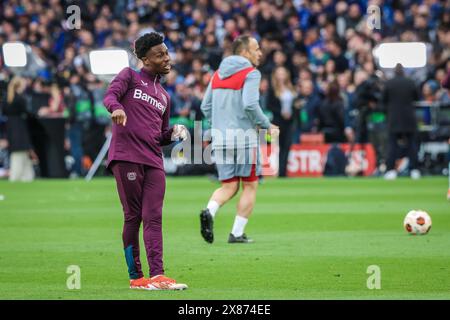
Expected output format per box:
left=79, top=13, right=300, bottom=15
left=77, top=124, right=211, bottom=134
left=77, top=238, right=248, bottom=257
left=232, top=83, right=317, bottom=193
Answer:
left=201, top=55, right=271, bottom=150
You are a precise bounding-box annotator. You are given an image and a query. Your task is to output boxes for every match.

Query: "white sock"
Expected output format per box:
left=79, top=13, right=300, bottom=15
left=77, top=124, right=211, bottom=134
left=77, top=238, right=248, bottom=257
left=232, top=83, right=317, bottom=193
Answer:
left=207, top=200, right=220, bottom=218
left=231, top=215, right=248, bottom=237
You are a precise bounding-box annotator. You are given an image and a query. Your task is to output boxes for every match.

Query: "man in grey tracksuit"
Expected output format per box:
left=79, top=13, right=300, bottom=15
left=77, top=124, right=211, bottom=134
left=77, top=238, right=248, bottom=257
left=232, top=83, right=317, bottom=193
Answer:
left=199, top=35, right=278, bottom=244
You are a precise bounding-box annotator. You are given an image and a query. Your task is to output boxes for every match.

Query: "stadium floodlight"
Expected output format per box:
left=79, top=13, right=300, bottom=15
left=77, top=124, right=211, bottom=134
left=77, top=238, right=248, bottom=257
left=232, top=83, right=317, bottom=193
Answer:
left=1, top=41, right=47, bottom=77
left=89, top=49, right=130, bottom=75
left=2, top=42, right=27, bottom=67
left=373, top=42, right=427, bottom=68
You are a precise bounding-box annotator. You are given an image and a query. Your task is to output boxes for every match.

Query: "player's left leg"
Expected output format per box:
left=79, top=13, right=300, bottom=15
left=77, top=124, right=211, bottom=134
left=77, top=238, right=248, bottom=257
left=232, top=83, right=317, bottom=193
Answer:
left=406, top=132, right=421, bottom=179
left=229, top=179, right=258, bottom=243
left=200, top=179, right=239, bottom=243
left=207, top=180, right=240, bottom=215
left=141, top=166, right=166, bottom=277
left=111, top=161, right=148, bottom=288
left=141, top=166, right=188, bottom=290
left=202, top=149, right=240, bottom=218
left=228, top=157, right=258, bottom=244
left=385, top=132, right=399, bottom=180
left=200, top=148, right=241, bottom=243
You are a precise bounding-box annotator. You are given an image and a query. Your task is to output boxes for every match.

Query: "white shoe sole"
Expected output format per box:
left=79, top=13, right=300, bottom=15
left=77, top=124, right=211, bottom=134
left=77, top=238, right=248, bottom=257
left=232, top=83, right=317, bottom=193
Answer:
left=130, top=286, right=154, bottom=290
left=130, top=284, right=188, bottom=291
left=148, top=283, right=188, bottom=291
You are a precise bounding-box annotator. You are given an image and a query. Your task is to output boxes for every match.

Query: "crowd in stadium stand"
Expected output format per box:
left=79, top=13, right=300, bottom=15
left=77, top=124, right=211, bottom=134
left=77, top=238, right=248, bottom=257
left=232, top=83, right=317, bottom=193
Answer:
left=0, top=0, right=449, bottom=179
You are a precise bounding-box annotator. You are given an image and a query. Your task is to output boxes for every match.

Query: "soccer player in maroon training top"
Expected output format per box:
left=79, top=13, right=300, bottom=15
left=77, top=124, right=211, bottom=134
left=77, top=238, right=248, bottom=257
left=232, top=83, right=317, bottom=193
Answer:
left=103, top=32, right=188, bottom=290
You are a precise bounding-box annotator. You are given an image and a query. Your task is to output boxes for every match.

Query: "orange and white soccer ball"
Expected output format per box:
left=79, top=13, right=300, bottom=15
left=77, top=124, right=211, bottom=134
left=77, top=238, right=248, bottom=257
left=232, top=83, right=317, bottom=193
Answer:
left=403, top=210, right=432, bottom=235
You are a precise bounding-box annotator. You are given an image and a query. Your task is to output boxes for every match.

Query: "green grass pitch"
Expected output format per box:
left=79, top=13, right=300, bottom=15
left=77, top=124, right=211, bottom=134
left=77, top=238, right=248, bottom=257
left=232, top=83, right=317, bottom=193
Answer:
left=0, top=177, right=449, bottom=299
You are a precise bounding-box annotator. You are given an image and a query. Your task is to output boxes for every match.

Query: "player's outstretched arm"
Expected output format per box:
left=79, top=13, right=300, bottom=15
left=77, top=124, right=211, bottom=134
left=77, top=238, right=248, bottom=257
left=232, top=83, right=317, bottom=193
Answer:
left=103, top=67, right=132, bottom=121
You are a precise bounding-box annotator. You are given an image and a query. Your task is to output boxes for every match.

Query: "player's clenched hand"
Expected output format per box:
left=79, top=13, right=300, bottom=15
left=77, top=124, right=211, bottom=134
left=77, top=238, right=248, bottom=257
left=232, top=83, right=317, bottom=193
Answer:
left=111, top=109, right=127, bottom=126
left=269, top=124, right=280, bottom=137
left=172, top=124, right=188, bottom=141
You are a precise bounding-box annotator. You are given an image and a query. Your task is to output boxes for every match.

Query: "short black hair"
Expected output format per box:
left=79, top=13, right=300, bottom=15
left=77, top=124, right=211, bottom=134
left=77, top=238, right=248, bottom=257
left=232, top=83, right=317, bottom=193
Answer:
left=134, top=32, right=164, bottom=59
left=232, top=35, right=252, bottom=55
left=395, top=63, right=404, bottom=76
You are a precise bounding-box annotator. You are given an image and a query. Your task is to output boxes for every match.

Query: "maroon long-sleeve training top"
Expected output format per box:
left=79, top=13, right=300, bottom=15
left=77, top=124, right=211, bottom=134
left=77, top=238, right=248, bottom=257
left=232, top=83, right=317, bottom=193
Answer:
left=103, top=67, right=174, bottom=170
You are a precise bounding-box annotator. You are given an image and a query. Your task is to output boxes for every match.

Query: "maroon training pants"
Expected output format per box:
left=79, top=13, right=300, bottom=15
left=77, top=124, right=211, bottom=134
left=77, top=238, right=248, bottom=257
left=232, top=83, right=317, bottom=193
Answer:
left=111, top=160, right=165, bottom=279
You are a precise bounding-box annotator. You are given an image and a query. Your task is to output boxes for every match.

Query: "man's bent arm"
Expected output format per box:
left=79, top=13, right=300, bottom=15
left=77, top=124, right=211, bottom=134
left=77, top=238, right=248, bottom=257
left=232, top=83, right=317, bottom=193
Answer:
left=103, top=67, right=131, bottom=113
left=242, top=70, right=271, bottom=129
left=200, top=81, right=213, bottom=124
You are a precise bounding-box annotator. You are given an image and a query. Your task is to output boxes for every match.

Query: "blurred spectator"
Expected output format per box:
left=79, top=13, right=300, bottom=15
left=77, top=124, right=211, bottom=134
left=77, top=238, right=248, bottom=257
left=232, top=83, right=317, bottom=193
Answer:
left=66, top=72, right=90, bottom=177
left=435, top=68, right=450, bottom=105
left=4, top=76, right=34, bottom=182
left=344, top=3, right=363, bottom=30
left=29, top=78, right=51, bottom=116
left=352, top=69, right=386, bottom=172
left=442, top=69, right=450, bottom=92
left=267, top=66, right=296, bottom=177
left=259, top=76, right=270, bottom=112
left=256, top=1, right=282, bottom=38
left=37, top=82, right=65, bottom=118
left=315, top=80, right=345, bottom=143
left=326, top=39, right=349, bottom=73
left=383, top=64, right=421, bottom=180
left=172, top=81, right=201, bottom=130
left=421, top=79, right=440, bottom=126
left=292, top=78, right=322, bottom=142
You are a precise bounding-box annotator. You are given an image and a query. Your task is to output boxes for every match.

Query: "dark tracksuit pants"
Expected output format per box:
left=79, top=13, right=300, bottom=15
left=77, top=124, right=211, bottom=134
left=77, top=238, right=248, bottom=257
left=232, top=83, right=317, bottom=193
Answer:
left=278, top=124, right=293, bottom=177
left=111, top=160, right=165, bottom=279
left=386, top=132, right=419, bottom=171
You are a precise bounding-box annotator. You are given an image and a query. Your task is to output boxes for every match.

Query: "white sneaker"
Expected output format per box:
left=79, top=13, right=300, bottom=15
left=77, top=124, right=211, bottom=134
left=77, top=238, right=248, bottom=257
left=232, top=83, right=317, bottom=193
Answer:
left=149, top=275, right=188, bottom=290
left=384, top=170, right=397, bottom=180
left=410, top=169, right=421, bottom=180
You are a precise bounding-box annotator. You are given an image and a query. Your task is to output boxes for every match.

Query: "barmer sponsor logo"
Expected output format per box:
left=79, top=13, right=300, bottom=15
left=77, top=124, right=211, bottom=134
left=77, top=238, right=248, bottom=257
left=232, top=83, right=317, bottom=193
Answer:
left=133, top=89, right=166, bottom=113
